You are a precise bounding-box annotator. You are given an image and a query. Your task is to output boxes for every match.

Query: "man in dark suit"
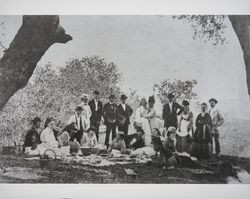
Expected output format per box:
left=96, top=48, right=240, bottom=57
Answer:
left=88, top=90, right=103, bottom=141
left=117, top=94, right=133, bottom=147
left=103, top=94, right=118, bottom=148
left=23, top=117, right=42, bottom=153
left=162, top=93, right=184, bottom=130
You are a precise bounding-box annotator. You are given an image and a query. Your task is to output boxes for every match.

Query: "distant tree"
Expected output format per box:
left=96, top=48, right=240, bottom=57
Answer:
left=156, top=79, right=198, bottom=104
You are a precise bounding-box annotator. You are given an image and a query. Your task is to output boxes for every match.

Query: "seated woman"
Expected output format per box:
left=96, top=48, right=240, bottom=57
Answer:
left=127, top=126, right=145, bottom=150
left=40, top=117, right=60, bottom=153
left=81, top=126, right=98, bottom=148
left=108, top=131, right=128, bottom=154
left=23, top=117, right=42, bottom=155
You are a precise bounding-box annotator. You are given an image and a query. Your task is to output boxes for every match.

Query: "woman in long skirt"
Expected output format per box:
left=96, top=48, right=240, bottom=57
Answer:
left=134, top=98, right=151, bottom=145
left=176, top=100, right=193, bottom=153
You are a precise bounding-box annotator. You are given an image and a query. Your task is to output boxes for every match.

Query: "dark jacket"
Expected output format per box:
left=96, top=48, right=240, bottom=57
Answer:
left=127, top=133, right=145, bottom=150
left=88, top=99, right=103, bottom=122
left=23, top=127, right=41, bottom=151
left=103, top=102, right=118, bottom=125
left=162, top=101, right=184, bottom=128
left=117, top=103, right=133, bottom=126
left=194, top=113, right=212, bottom=143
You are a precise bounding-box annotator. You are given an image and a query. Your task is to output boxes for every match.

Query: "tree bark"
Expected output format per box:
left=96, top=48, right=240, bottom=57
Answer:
left=0, top=15, right=72, bottom=110
left=228, top=15, right=250, bottom=99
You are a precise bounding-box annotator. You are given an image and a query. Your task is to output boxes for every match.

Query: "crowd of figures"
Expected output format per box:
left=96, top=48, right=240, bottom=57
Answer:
left=22, top=90, right=224, bottom=168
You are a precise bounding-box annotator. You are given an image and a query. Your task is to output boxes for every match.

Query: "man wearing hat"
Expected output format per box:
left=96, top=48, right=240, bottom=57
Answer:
left=88, top=90, right=103, bottom=141
left=103, top=94, right=118, bottom=148
left=23, top=117, right=42, bottom=153
left=79, top=93, right=92, bottom=129
left=117, top=94, right=133, bottom=147
left=162, top=93, right=184, bottom=130
left=68, top=106, right=88, bottom=144
left=209, top=98, right=224, bottom=157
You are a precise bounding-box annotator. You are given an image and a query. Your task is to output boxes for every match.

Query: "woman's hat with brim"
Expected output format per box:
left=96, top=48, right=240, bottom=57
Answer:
left=209, top=98, right=218, bottom=104
left=167, top=126, right=177, bottom=133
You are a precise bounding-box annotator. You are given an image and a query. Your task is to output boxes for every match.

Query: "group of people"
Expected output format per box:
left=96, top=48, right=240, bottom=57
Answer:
left=23, top=90, right=224, bottom=165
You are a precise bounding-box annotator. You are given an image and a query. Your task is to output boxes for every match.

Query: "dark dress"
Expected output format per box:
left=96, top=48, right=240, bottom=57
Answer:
left=190, top=112, right=212, bottom=159
left=23, top=127, right=41, bottom=152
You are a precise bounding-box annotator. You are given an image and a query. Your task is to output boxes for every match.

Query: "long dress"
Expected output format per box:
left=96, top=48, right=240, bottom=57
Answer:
left=143, top=107, right=164, bottom=133
left=190, top=112, right=212, bottom=159
left=176, top=111, right=193, bottom=153
left=135, top=106, right=151, bottom=145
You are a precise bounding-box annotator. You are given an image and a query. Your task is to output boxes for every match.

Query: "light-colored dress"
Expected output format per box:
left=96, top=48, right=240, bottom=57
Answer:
left=135, top=106, right=151, bottom=145
left=40, top=127, right=59, bottom=148
left=143, top=107, right=164, bottom=133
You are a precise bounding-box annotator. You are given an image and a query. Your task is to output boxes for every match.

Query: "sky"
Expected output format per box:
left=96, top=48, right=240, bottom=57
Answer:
left=0, top=15, right=249, bottom=106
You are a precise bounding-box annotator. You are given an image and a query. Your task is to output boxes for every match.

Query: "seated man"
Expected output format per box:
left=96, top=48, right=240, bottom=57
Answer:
left=23, top=117, right=42, bottom=153
left=127, top=126, right=145, bottom=150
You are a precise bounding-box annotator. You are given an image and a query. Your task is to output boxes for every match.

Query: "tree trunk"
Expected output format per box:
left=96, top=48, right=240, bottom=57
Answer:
left=228, top=15, right=250, bottom=99
left=0, top=15, right=72, bottom=110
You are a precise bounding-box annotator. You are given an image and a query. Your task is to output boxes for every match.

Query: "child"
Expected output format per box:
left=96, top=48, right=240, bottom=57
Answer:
left=81, top=126, right=98, bottom=148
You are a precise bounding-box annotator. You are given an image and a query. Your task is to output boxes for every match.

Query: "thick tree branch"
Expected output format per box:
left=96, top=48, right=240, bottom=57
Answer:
left=0, top=15, right=72, bottom=110
left=229, top=15, right=250, bottom=99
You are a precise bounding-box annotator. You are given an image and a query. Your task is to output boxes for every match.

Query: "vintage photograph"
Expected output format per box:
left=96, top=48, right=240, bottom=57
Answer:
left=0, top=15, right=250, bottom=184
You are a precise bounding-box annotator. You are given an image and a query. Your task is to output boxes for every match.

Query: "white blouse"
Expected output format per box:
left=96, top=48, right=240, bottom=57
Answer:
left=40, top=127, right=59, bottom=148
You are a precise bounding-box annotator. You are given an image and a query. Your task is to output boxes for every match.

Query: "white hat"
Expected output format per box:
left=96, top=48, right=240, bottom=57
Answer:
left=81, top=93, right=89, bottom=99
left=167, top=126, right=177, bottom=133
left=117, top=131, right=124, bottom=135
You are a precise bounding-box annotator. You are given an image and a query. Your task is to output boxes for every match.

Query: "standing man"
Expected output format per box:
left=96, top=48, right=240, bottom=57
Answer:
left=88, top=90, right=103, bottom=141
left=68, top=106, right=88, bottom=144
left=162, top=93, right=184, bottom=130
left=79, top=93, right=92, bottom=129
left=209, top=98, right=224, bottom=158
left=117, top=94, right=133, bottom=147
left=23, top=117, right=42, bottom=153
left=103, top=94, right=118, bottom=148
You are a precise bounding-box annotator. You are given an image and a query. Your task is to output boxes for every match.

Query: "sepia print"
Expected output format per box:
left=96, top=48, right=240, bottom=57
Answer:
left=0, top=15, right=250, bottom=184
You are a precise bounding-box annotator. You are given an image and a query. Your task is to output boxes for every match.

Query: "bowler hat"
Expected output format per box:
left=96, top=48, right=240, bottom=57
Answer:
left=32, top=117, right=42, bottom=123
left=76, top=106, right=83, bottom=111
left=93, top=90, right=100, bottom=95
left=209, top=98, right=218, bottom=104
left=81, top=93, right=89, bottom=99
left=182, top=100, right=190, bottom=106
left=121, top=94, right=127, bottom=100
left=167, top=93, right=175, bottom=99
left=109, top=94, right=116, bottom=99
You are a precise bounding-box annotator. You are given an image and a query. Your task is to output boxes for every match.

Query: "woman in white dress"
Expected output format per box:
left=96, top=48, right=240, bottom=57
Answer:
left=176, top=100, right=193, bottom=153
left=134, top=98, right=151, bottom=145
left=142, top=96, right=163, bottom=133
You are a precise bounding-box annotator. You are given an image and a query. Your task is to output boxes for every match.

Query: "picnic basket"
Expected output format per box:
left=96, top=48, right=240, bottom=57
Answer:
left=39, top=149, right=61, bottom=169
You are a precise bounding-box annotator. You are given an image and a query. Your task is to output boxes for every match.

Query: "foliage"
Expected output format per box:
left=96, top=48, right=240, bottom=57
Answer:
left=156, top=79, right=198, bottom=104
left=0, top=56, right=122, bottom=144
left=174, top=15, right=227, bottom=45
